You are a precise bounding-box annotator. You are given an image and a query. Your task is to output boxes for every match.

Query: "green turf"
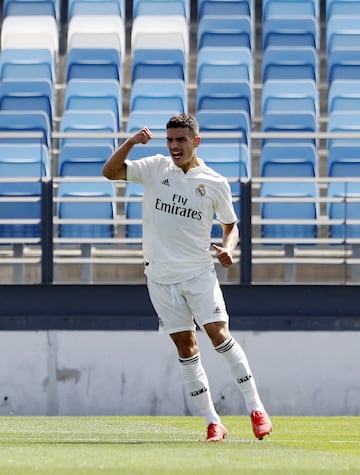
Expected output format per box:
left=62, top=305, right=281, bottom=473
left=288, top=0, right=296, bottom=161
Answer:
left=0, top=416, right=359, bottom=474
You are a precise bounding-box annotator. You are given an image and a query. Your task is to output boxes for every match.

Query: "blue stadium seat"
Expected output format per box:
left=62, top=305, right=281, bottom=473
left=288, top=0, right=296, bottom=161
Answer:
left=327, top=15, right=360, bottom=55
left=196, top=109, right=250, bottom=145
left=327, top=0, right=360, bottom=19
left=3, top=0, right=59, bottom=19
left=328, top=49, right=360, bottom=83
left=68, top=0, right=124, bottom=18
left=198, top=15, right=252, bottom=50
left=58, top=144, right=114, bottom=176
left=328, top=144, right=360, bottom=176
left=57, top=181, right=116, bottom=239
left=263, top=16, right=318, bottom=50
left=260, top=143, right=317, bottom=177
left=327, top=111, right=360, bottom=148
left=328, top=182, right=360, bottom=241
left=0, top=80, right=54, bottom=127
left=261, top=111, right=317, bottom=146
left=133, top=0, right=189, bottom=20
left=126, top=111, right=171, bottom=133
left=260, top=181, right=318, bottom=242
left=0, top=144, right=50, bottom=238
left=196, top=80, right=252, bottom=118
left=127, top=140, right=168, bottom=160
left=64, top=79, right=122, bottom=130
left=263, top=0, right=319, bottom=20
left=198, top=0, right=253, bottom=18
left=60, top=110, right=118, bottom=148
left=0, top=111, right=51, bottom=147
left=262, top=79, right=318, bottom=116
left=196, top=46, right=253, bottom=85
left=198, top=141, right=250, bottom=173
left=125, top=182, right=144, bottom=241
left=66, top=48, right=122, bottom=81
left=0, top=48, right=56, bottom=82
left=131, top=49, right=187, bottom=82
left=130, top=79, right=186, bottom=113
left=262, top=46, right=318, bottom=82
left=328, top=80, right=360, bottom=114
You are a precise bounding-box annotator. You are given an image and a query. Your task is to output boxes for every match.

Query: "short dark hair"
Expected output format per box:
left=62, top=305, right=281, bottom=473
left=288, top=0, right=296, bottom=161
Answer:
left=166, top=113, right=199, bottom=136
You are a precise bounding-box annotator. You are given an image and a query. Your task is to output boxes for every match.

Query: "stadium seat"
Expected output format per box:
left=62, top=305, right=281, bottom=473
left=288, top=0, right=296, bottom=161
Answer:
left=0, top=80, right=54, bottom=127
left=0, top=144, right=50, bottom=238
left=262, top=46, right=318, bottom=82
left=262, top=79, right=318, bottom=117
left=3, top=0, right=59, bottom=19
left=327, top=144, right=360, bottom=176
left=58, top=144, right=114, bottom=176
left=66, top=48, right=122, bottom=81
left=260, top=143, right=317, bottom=177
left=67, top=15, right=125, bottom=67
left=133, top=0, right=189, bottom=20
left=328, top=181, right=360, bottom=241
left=0, top=111, right=51, bottom=147
left=196, top=110, right=251, bottom=145
left=196, top=80, right=252, bottom=119
left=263, top=0, right=319, bottom=20
left=131, top=15, right=189, bottom=58
left=129, top=79, right=186, bottom=113
left=124, top=182, right=144, bottom=241
left=263, top=16, right=318, bottom=50
left=64, top=79, right=122, bottom=130
left=198, top=0, right=253, bottom=18
left=328, top=49, right=360, bottom=83
left=126, top=111, right=171, bottom=133
left=127, top=140, right=169, bottom=160
left=261, top=111, right=317, bottom=146
left=60, top=110, right=118, bottom=148
left=327, top=0, right=360, bottom=20
left=131, top=48, right=187, bottom=82
left=198, top=15, right=252, bottom=50
left=57, top=181, right=116, bottom=239
left=196, top=46, right=253, bottom=85
left=0, top=48, right=56, bottom=82
left=260, top=181, right=318, bottom=242
left=199, top=141, right=250, bottom=172
left=1, top=16, right=59, bottom=59
left=68, top=0, right=125, bottom=19
left=328, top=80, right=360, bottom=114
left=327, top=111, right=360, bottom=148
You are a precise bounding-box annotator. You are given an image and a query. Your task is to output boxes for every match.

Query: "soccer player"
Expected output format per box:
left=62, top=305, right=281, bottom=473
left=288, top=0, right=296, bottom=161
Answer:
left=103, top=113, right=272, bottom=442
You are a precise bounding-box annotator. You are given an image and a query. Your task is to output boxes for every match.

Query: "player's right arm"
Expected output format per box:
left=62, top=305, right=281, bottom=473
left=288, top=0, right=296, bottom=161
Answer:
left=102, top=127, right=153, bottom=180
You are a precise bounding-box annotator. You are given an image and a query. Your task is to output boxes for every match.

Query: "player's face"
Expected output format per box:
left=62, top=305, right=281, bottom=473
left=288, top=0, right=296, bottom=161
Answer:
left=166, top=127, right=201, bottom=173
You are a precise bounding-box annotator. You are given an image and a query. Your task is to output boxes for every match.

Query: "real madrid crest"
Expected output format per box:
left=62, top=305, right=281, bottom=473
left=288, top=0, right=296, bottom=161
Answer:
left=195, top=184, right=206, bottom=197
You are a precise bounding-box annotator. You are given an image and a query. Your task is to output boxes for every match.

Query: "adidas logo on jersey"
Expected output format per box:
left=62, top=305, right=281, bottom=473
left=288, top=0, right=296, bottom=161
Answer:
left=161, top=178, right=170, bottom=186
left=214, top=306, right=222, bottom=314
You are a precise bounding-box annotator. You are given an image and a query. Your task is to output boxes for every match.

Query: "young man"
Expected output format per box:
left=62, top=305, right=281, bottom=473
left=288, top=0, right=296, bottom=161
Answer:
left=103, top=113, right=272, bottom=442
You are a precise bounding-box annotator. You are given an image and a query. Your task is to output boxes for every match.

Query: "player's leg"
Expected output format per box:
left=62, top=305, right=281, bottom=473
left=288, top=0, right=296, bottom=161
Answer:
left=170, top=330, right=227, bottom=442
left=183, top=272, right=272, bottom=439
left=207, top=323, right=272, bottom=439
left=146, top=278, right=226, bottom=441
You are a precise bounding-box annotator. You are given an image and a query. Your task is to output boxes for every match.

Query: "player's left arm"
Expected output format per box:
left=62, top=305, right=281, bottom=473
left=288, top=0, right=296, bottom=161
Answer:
left=212, top=222, right=239, bottom=268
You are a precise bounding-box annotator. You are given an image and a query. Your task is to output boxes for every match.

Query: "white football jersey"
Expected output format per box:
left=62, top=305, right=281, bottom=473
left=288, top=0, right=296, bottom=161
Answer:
left=126, top=154, right=238, bottom=284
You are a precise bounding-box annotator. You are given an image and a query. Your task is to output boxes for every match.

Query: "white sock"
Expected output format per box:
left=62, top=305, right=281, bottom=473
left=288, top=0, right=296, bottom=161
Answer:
left=215, top=337, right=265, bottom=414
left=179, top=353, right=221, bottom=426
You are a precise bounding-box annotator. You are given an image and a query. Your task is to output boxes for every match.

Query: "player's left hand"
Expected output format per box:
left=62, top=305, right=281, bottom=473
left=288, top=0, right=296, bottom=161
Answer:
left=212, top=244, right=233, bottom=268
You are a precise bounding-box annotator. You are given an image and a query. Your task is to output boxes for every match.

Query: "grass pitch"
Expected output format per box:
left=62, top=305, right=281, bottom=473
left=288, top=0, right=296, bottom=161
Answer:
left=0, top=416, right=359, bottom=474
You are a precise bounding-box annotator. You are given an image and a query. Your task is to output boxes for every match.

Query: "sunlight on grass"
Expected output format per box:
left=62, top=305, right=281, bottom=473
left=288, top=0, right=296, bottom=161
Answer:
left=0, top=416, right=358, bottom=474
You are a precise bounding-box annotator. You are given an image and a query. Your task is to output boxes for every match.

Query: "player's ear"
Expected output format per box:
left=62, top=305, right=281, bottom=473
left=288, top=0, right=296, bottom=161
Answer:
left=194, top=135, right=201, bottom=147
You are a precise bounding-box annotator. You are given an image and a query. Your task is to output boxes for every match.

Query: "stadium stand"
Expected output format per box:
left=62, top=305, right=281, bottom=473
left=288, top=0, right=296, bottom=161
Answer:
left=2, top=0, right=360, bottom=284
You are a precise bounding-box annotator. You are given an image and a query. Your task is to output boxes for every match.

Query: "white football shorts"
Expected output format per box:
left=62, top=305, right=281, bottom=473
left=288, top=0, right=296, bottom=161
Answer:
left=146, top=268, right=229, bottom=334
